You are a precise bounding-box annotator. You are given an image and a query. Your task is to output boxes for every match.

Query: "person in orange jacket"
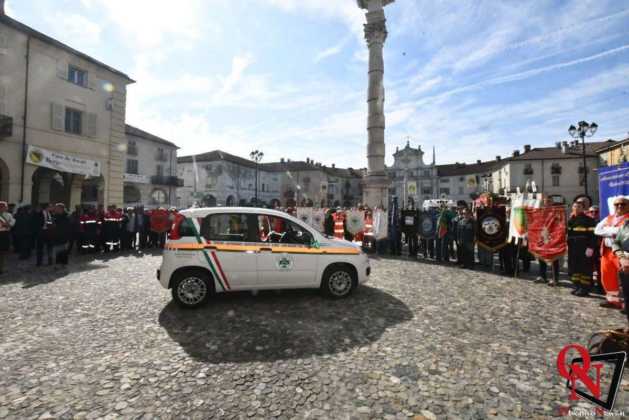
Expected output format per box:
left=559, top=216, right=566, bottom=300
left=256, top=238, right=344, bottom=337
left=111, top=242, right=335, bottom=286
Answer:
left=594, top=196, right=629, bottom=308
left=333, top=209, right=345, bottom=240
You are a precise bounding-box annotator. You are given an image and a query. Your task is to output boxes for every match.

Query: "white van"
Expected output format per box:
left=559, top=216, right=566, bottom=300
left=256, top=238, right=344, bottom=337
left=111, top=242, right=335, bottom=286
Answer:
left=157, top=207, right=370, bottom=307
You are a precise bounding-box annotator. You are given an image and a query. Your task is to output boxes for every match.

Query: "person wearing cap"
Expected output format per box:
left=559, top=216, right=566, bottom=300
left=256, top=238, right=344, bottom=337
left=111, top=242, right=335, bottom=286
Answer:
left=595, top=196, right=629, bottom=308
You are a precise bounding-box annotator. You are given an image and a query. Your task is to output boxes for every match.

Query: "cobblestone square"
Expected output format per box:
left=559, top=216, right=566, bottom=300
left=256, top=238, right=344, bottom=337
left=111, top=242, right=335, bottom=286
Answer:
left=1, top=253, right=628, bottom=419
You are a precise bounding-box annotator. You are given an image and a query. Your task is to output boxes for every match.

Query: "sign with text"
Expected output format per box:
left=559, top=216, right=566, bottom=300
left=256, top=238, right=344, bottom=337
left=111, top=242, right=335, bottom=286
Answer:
left=25, top=145, right=101, bottom=177
left=124, top=173, right=150, bottom=184
left=598, top=163, right=629, bottom=219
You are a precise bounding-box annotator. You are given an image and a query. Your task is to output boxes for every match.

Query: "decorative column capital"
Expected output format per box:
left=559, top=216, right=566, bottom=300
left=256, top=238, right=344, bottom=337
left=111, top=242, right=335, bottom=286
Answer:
left=364, top=20, right=387, bottom=45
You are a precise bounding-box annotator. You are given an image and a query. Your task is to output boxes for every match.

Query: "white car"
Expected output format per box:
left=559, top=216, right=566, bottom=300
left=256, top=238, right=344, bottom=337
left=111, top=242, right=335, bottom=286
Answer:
left=157, top=207, right=370, bottom=308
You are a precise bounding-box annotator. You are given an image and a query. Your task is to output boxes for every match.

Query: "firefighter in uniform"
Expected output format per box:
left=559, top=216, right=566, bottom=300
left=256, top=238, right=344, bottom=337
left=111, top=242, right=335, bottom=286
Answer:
left=103, top=205, right=123, bottom=252
left=79, top=207, right=99, bottom=253
left=333, top=209, right=345, bottom=240
left=595, top=196, right=629, bottom=308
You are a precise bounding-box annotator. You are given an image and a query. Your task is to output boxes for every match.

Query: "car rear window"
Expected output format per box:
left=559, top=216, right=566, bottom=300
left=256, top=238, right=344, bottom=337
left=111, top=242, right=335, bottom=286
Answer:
left=200, top=213, right=250, bottom=242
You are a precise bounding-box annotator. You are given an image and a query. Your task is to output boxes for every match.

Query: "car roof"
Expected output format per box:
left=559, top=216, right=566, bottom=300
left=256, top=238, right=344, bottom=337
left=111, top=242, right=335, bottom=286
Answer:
left=180, top=207, right=299, bottom=220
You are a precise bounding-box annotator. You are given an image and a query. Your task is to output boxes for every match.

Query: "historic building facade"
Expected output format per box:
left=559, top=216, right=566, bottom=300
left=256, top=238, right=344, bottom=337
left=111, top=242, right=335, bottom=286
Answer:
left=176, top=152, right=363, bottom=209
left=123, top=125, right=181, bottom=208
left=387, top=142, right=438, bottom=208
left=0, top=11, right=133, bottom=208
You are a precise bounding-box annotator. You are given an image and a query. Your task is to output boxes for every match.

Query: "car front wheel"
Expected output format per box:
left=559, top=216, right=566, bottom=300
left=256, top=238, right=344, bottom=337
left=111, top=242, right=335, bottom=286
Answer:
left=321, top=265, right=356, bottom=298
left=171, top=269, right=212, bottom=308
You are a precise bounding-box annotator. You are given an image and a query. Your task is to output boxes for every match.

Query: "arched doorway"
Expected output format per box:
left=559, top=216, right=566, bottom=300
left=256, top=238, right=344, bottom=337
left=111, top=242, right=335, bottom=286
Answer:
left=226, top=195, right=235, bottom=206
left=31, top=167, right=72, bottom=206
left=0, top=157, right=9, bottom=202
left=124, top=185, right=142, bottom=206
left=201, top=194, right=216, bottom=207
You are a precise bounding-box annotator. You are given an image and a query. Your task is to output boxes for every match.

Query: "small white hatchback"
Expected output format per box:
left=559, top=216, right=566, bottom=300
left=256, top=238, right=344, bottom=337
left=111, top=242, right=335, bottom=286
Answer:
left=157, top=207, right=370, bottom=308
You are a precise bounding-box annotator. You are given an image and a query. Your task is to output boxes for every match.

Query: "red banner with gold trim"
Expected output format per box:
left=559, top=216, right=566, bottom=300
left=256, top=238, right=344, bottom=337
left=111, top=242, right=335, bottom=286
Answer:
left=524, top=206, right=567, bottom=263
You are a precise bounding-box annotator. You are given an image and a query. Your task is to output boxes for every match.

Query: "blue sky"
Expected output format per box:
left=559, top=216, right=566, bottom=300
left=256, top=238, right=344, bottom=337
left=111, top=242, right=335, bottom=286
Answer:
left=6, top=0, right=629, bottom=168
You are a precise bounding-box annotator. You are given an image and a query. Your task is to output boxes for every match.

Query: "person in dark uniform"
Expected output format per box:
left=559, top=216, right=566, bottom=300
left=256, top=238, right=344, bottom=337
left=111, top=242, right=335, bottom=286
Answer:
left=457, top=207, right=476, bottom=269
left=35, top=203, right=55, bottom=266
left=567, top=200, right=597, bottom=296
left=51, top=203, right=72, bottom=267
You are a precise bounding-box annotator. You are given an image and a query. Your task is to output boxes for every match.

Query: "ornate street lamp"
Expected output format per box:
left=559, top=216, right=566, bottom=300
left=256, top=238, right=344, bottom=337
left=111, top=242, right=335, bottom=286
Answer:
left=568, top=121, right=598, bottom=196
left=249, top=150, right=264, bottom=206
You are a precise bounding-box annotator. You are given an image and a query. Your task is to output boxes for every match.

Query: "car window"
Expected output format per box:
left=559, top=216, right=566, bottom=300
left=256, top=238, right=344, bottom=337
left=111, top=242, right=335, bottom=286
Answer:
left=256, top=215, right=313, bottom=245
left=201, top=213, right=250, bottom=242
left=179, top=217, right=198, bottom=237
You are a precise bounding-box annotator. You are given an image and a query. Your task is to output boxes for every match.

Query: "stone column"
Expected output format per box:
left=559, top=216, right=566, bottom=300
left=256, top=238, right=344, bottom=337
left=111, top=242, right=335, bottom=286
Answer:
left=358, top=0, right=394, bottom=209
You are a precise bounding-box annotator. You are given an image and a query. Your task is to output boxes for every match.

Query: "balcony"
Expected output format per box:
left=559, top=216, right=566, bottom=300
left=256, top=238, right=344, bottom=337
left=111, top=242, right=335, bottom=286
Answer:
left=151, top=175, right=184, bottom=187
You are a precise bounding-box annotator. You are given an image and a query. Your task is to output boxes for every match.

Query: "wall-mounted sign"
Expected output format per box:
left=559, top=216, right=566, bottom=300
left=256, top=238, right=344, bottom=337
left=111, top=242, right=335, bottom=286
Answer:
left=25, top=145, right=101, bottom=177
left=124, top=173, right=150, bottom=184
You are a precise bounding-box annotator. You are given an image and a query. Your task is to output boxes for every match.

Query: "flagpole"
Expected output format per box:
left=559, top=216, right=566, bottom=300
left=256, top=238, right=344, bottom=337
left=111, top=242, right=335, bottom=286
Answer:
left=514, top=238, right=521, bottom=278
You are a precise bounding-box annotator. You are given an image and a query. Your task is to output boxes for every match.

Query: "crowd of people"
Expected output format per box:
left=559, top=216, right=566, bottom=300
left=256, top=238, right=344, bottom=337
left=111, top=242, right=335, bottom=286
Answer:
left=2, top=195, right=629, bottom=324
left=0, top=201, right=178, bottom=274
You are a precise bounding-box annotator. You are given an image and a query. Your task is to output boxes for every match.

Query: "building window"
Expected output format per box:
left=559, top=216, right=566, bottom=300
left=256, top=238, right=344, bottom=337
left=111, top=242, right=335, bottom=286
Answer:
left=551, top=163, right=561, bottom=174
left=128, top=140, right=138, bottom=155
left=440, top=188, right=450, bottom=195
left=156, top=147, right=167, bottom=161
left=523, top=164, right=534, bottom=175
left=552, top=175, right=560, bottom=187
left=440, top=178, right=449, bottom=183
left=458, top=186, right=464, bottom=195
left=68, top=65, right=87, bottom=87
left=156, top=164, right=163, bottom=177
left=423, top=170, right=431, bottom=177
left=422, top=187, right=432, bottom=195
left=126, top=159, right=138, bottom=174
left=65, top=108, right=82, bottom=134
left=459, top=177, right=464, bottom=182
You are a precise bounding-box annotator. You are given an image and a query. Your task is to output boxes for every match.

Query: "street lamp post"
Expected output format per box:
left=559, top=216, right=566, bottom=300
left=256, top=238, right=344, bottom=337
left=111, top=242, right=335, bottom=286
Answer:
left=249, top=150, right=264, bottom=206
left=568, top=121, right=598, bottom=197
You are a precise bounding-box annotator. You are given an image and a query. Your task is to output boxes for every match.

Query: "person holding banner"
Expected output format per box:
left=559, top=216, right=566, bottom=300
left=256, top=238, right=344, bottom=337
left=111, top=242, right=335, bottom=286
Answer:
left=567, top=201, right=597, bottom=297
left=595, top=196, right=629, bottom=309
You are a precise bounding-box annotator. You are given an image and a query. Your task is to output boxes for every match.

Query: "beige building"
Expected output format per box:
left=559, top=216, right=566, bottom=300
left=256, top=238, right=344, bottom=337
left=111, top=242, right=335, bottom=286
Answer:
left=0, top=11, right=133, bottom=208
left=124, top=125, right=181, bottom=209
left=597, top=137, right=629, bottom=167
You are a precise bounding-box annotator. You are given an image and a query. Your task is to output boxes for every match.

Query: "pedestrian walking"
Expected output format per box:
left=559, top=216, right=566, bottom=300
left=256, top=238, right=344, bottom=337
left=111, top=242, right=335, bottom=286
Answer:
left=0, top=201, right=16, bottom=275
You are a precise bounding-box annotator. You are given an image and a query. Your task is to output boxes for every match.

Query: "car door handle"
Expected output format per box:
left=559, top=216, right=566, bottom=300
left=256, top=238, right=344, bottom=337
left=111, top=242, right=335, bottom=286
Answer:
left=259, top=247, right=273, bottom=252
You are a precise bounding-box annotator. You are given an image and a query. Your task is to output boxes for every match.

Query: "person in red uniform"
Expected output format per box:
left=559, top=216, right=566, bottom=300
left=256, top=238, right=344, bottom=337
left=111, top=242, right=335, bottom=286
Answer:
left=595, top=196, right=629, bottom=308
left=103, top=205, right=123, bottom=252
left=79, top=206, right=99, bottom=253
left=333, top=209, right=345, bottom=240
left=150, top=207, right=170, bottom=249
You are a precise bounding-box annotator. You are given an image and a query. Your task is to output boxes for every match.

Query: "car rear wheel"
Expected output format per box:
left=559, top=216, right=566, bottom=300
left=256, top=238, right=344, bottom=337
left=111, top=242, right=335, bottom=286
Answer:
left=321, top=265, right=356, bottom=298
left=171, top=269, right=212, bottom=308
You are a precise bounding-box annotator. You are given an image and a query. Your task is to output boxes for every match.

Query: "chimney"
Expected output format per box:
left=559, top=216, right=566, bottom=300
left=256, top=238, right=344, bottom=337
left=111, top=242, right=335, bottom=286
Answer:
left=476, top=160, right=481, bottom=164
left=524, top=144, right=531, bottom=152
left=555, top=141, right=561, bottom=149
left=287, top=158, right=291, bottom=162
left=0, top=0, right=4, bottom=15
left=332, top=163, right=335, bottom=168
left=496, top=155, right=501, bottom=161
left=512, top=150, right=520, bottom=157
left=280, top=158, right=285, bottom=163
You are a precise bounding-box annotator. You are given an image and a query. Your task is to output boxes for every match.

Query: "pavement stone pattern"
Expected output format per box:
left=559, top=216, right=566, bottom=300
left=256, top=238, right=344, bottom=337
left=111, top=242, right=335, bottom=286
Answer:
left=1, top=252, right=628, bottom=419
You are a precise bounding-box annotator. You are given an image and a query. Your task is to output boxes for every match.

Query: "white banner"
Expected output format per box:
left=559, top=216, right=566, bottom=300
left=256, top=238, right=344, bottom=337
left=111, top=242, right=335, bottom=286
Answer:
left=124, top=173, right=150, bottom=184
left=26, top=145, right=101, bottom=177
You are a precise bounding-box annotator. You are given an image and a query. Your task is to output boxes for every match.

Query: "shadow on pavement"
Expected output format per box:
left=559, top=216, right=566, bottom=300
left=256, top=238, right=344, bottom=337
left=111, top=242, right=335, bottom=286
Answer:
left=158, top=285, right=413, bottom=363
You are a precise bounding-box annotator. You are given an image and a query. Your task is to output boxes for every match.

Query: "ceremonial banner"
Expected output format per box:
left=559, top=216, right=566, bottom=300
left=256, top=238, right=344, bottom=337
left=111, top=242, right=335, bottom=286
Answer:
left=524, top=206, right=567, bottom=263
left=373, top=209, right=388, bottom=240
left=509, top=206, right=527, bottom=242
left=400, top=210, right=418, bottom=234
left=419, top=210, right=436, bottom=239
left=598, top=163, right=629, bottom=219
left=407, top=181, right=417, bottom=195
left=346, top=210, right=365, bottom=235
left=311, top=209, right=325, bottom=232
left=296, top=207, right=312, bottom=226
left=476, top=206, right=508, bottom=251
left=26, top=145, right=101, bottom=177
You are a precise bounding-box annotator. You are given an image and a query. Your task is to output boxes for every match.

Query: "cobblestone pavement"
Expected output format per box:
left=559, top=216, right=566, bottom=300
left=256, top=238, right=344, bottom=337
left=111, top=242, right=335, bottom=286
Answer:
left=1, top=252, right=628, bottom=419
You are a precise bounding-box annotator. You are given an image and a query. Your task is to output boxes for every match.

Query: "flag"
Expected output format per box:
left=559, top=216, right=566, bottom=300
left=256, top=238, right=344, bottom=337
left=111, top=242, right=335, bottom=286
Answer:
left=524, top=206, right=567, bottom=263
left=346, top=210, right=365, bottom=235
left=296, top=207, right=312, bottom=226
left=437, top=209, right=450, bottom=238
left=476, top=206, right=508, bottom=251
left=509, top=206, right=527, bottom=240
left=373, top=209, right=388, bottom=240
left=419, top=210, right=436, bottom=239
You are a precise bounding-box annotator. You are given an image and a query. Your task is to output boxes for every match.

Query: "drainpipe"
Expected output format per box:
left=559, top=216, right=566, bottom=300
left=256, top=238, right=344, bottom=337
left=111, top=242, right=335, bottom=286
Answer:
left=19, top=35, right=31, bottom=203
